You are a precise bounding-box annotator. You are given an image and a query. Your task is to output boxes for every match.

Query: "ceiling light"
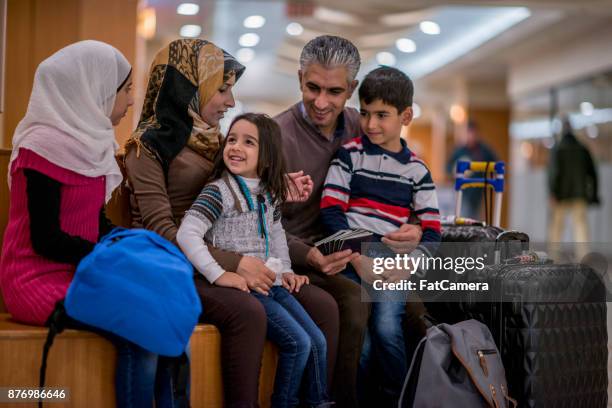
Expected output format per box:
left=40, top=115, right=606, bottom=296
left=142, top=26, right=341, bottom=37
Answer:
left=236, top=48, right=255, bottom=63
left=413, top=103, right=421, bottom=119
left=239, top=33, right=260, bottom=47
left=449, top=104, right=466, bottom=123
left=243, top=15, right=266, bottom=29
left=396, top=38, right=416, bottom=53
left=406, top=8, right=530, bottom=79
left=137, top=7, right=156, bottom=40
left=286, top=22, right=304, bottom=36
left=376, top=52, right=396, bottom=66
left=580, top=101, right=594, bottom=116
left=180, top=24, right=202, bottom=38
left=177, top=3, right=199, bottom=16
left=420, top=21, right=440, bottom=35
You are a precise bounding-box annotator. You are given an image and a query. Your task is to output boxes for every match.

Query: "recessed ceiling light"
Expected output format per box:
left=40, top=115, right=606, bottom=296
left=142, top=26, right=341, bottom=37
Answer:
left=239, top=33, right=260, bottom=47
left=396, top=38, right=416, bottom=53
left=177, top=3, right=199, bottom=16
left=286, top=22, right=303, bottom=36
left=450, top=104, right=466, bottom=123
left=580, top=101, right=594, bottom=116
left=180, top=24, right=202, bottom=38
left=420, top=21, right=440, bottom=35
left=236, top=48, right=255, bottom=63
left=376, top=52, right=396, bottom=66
left=243, top=15, right=266, bottom=29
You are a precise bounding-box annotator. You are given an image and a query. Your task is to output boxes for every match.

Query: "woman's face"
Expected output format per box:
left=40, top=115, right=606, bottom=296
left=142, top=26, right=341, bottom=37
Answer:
left=200, top=77, right=236, bottom=127
left=110, top=73, right=134, bottom=126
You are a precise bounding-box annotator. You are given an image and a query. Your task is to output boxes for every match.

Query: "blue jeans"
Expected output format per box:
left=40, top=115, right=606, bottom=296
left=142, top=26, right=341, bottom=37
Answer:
left=341, top=267, right=408, bottom=402
left=253, top=286, right=329, bottom=408
left=64, top=315, right=184, bottom=408
left=114, top=341, right=185, bottom=408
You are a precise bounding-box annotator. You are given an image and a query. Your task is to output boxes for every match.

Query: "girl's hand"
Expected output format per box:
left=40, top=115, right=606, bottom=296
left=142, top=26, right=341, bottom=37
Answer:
left=282, top=272, right=309, bottom=293
left=286, top=171, right=314, bottom=203
left=215, top=272, right=249, bottom=292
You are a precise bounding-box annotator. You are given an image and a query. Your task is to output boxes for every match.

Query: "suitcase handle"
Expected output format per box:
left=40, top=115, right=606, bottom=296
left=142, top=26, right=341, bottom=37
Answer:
left=454, top=161, right=504, bottom=227
left=494, top=231, right=529, bottom=264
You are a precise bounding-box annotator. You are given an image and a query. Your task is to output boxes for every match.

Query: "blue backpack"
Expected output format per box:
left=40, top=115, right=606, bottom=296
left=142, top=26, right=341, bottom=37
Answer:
left=38, top=228, right=198, bottom=408
left=64, top=227, right=201, bottom=356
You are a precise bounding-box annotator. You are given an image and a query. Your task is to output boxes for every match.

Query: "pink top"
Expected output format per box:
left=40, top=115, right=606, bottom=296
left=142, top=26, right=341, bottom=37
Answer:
left=0, top=148, right=105, bottom=325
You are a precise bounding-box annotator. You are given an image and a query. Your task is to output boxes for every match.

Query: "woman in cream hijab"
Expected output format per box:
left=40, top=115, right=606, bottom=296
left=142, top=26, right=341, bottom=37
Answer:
left=1, top=41, right=181, bottom=407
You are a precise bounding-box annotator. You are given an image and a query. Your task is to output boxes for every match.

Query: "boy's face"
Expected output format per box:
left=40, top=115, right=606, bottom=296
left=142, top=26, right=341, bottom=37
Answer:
left=359, top=98, right=413, bottom=152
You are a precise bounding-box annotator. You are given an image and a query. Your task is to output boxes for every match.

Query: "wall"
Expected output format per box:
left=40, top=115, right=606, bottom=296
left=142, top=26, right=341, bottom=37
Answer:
left=2, top=0, right=139, bottom=148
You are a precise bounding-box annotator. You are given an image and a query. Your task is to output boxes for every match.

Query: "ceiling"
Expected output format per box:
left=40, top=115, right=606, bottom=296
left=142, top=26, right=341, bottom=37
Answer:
left=145, top=0, right=612, bottom=114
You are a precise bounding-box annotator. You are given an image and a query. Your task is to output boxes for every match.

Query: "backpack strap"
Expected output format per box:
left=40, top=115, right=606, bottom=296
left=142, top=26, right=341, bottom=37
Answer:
left=39, top=301, right=68, bottom=408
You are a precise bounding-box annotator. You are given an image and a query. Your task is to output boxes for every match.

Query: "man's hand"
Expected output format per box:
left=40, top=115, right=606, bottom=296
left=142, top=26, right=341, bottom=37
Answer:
left=382, top=262, right=413, bottom=283
left=286, top=171, right=314, bottom=203
left=282, top=272, right=309, bottom=293
left=214, top=272, right=249, bottom=292
left=236, top=256, right=276, bottom=295
left=350, top=255, right=378, bottom=284
left=306, top=247, right=360, bottom=276
left=382, top=224, right=423, bottom=254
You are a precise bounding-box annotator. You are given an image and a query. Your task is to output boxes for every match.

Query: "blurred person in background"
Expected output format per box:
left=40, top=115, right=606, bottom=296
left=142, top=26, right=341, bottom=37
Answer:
left=446, top=120, right=498, bottom=220
left=548, top=115, right=600, bottom=255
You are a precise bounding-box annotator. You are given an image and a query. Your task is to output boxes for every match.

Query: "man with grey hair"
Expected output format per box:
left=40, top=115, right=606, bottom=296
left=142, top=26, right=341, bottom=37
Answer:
left=273, top=35, right=423, bottom=407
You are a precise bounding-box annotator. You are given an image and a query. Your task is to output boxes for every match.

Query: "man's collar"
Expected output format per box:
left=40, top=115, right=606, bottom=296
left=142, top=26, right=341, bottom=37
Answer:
left=298, top=101, right=346, bottom=140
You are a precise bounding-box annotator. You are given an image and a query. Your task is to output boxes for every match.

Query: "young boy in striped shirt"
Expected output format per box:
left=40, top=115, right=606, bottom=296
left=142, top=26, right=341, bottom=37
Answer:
left=319, top=66, right=441, bottom=405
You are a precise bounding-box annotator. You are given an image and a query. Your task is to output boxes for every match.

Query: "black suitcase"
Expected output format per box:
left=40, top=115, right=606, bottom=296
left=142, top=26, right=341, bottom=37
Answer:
left=457, top=258, right=608, bottom=407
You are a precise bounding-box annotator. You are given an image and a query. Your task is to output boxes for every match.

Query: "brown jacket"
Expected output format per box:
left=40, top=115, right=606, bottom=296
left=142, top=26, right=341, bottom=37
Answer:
left=124, top=145, right=241, bottom=271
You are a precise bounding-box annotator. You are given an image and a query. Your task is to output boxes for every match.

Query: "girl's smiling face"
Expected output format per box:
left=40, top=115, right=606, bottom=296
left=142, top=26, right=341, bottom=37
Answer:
left=223, top=119, right=259, bottom=178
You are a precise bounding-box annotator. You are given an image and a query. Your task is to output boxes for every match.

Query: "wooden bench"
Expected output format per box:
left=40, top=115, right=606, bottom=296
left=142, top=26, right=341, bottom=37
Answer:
left=0, top=313, right=278, bottom=407
left=0, top=149, right=279, bottom=407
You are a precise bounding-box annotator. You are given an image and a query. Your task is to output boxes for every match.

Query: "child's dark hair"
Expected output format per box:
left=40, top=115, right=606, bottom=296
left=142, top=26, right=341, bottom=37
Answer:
left=358, top=66, right=414, bottom=113
left=210, top=112, right=289, bottom=204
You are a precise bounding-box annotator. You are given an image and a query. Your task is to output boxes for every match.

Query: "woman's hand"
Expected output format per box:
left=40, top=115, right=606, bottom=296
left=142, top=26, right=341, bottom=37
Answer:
left=285, top=171, right=314, bottom=203
left=214, top=272, right=249, bottom=292
left=281, top=272, right=309, bottom=293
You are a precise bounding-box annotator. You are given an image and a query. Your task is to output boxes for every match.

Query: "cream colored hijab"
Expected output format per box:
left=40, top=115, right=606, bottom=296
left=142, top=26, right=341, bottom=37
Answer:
left=9, top=40, right=131, bottom=202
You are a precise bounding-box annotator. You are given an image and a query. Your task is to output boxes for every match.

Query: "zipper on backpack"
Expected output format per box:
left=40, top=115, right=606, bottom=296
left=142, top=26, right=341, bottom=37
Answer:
left=477, top=349, right=497, bottom=377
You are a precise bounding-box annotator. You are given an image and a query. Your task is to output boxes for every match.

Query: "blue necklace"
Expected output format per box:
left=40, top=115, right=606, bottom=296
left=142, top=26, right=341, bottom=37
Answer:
left=234, top=175, right=273, bottom=259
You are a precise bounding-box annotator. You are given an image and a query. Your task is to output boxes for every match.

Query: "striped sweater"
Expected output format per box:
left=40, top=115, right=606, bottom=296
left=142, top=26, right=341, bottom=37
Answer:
left=320, top=135, right=441, bottom=254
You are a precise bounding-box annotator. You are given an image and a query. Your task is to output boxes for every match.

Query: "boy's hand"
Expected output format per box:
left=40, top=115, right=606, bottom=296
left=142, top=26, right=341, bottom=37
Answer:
left=286, top=171, right=314, bottom=202
left=214, top=272, right=249, bottom=292
left=382, top=224, right=422, bottom=254
left=236, top=256, right=275, bottom=295
left=307, top=247, right=360, bottom=276
left=282, top=273, right=309, bottom=293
